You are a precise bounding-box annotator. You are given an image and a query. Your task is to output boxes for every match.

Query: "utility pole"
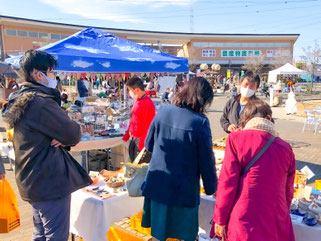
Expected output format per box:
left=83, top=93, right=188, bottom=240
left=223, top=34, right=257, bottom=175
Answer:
left=190, top=6, right=194, bottom=33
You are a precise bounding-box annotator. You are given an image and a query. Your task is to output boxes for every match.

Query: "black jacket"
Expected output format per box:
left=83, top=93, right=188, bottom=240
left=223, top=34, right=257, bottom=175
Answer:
left=220, top=95, right=242, bottom=133
left=220, top=94, right=258, bottom=133
left=2, top=82, right=92, bottom=202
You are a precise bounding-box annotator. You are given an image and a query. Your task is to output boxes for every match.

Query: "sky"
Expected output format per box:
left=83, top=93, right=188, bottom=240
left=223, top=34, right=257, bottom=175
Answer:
left=1, top=0, right=321, bottom=59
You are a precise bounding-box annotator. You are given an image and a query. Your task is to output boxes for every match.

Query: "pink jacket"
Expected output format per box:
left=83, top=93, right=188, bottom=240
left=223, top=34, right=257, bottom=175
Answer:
left=213, top=130, right=296, bottom=241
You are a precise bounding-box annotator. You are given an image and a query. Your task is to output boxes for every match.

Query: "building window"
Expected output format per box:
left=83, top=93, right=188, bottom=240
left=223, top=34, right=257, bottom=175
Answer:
left=51, top=34, right=61, bottom=40
left=61, top=35, right=69, bottom=40
left=202, top=49, right=216, bottom=57
left=28, top=31, right=39, bottom=38
left=17, top=30, right=28, bottom=37
left=39, top=32, right=49, bottom=39
left=5, top=29, right=17, bottom=36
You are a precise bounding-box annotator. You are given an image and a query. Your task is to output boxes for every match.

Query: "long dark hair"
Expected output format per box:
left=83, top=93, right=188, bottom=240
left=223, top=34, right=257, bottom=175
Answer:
left=239, top=99, right=273, bottom=128
left=173, top=77, right=214, bottom=114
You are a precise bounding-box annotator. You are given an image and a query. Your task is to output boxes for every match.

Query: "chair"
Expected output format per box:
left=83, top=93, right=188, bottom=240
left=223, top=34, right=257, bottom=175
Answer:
left=302, top=110, right=321, bottom=135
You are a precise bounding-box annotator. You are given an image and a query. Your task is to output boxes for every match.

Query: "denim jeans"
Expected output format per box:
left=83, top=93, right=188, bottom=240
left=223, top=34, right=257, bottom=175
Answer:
left=30, top=194, right=71, bottom=241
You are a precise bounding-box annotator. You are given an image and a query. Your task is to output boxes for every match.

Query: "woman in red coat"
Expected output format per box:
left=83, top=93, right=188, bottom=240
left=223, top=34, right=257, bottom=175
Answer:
left=212, top=99, right=296, bottom=241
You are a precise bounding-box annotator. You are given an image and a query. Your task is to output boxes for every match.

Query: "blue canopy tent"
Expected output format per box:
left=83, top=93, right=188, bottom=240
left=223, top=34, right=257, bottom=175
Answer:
left=5, top=28, right=188, bottom=73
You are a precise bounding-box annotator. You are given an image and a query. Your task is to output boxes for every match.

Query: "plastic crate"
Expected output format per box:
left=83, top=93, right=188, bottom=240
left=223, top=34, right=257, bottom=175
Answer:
left=107, top=226, right=146, bottom=241
left=0, top=215, right=20, bottom=233
left=130, top=211, right=151, bottom=236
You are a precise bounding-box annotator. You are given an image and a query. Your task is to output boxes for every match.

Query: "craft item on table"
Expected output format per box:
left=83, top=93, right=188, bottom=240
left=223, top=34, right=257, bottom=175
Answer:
left=83, top=185, right=115, bottom=200
left=290, top=214, right=304, bottom=224
left=99, top=169, right=119, bottom=178
left=104, top=177, right=125, bottom=188
left=89, top=171, right=99, bottom=184
left=300, top=165, right=315, bottom=180
left=294, top=170, right=308, bottom=198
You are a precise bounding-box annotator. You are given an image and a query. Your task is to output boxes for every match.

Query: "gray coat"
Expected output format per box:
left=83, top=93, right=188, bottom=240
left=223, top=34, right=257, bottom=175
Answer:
left=220, top=94, right=258, bottom=133
left=220, top=95, right=242, bottom=133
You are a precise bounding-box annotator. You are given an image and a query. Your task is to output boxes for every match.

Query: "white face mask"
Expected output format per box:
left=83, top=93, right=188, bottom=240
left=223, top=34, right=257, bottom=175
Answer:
left=129, top=90, right=138, bottom=99
left=240, top=87, right=255, bottom=98
left=40, top=72, right=57, bottom=89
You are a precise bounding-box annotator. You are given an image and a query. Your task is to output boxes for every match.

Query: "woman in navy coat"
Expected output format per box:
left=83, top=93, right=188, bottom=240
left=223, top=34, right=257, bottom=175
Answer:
left=141, top=77, right=217, bottom=241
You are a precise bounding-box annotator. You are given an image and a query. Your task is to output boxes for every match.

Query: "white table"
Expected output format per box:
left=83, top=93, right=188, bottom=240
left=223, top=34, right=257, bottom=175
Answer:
left=70, top=181, right=144, bottom=241
left=199, top=195, right=321, bottom=241
left=71, top=137, right=124, bottom=152
left=71, top=137, right=128, bottom=172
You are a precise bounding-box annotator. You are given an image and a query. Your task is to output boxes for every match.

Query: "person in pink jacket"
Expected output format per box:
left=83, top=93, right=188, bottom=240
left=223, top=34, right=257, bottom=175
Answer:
left=212, top=98, right=296, bottom=241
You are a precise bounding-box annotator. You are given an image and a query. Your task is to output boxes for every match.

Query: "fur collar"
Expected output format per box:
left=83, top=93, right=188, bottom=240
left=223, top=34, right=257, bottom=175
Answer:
left=3, top=92, right=36, bottom=129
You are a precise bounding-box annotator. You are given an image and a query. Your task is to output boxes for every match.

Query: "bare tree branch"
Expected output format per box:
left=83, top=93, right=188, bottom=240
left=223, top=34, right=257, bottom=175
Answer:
left=242, top=55, right=265, bottom=74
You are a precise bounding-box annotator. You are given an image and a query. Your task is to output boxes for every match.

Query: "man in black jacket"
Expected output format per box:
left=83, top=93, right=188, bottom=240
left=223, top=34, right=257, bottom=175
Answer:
left=2, top=50, right=92, bottom=241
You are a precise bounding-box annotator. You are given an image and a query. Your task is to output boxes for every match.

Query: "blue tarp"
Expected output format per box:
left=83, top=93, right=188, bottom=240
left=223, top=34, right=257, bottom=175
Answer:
left=5, top=28, right=188, bottom=73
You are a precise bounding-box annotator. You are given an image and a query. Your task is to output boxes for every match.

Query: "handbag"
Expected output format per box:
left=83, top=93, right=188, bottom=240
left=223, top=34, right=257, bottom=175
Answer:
left=210, top=135, right=275, bottom=238
left=125, top=147, right=151, bottom=197
left=0, top=179, right=20, bottom=233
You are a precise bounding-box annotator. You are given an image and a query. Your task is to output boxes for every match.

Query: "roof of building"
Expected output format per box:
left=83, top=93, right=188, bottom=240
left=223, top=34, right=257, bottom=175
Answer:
left=0, top=15, right=300, bottom=44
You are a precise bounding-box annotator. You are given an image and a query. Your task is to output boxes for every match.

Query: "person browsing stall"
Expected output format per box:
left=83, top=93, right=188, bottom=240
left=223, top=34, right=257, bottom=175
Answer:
left=141, top=77, right=217, bottom=241
left=2, top=50, right=92, bottom=241
left=213, top=99, right=295, bottom=241
left=122, top=77, right=155, bottom=162
left=220, top=71, right=260, bottom=133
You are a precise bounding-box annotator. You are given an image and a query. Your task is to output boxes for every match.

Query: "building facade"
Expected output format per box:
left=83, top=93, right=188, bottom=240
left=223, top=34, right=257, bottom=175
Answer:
left=0, top=15, right=299, bottom=72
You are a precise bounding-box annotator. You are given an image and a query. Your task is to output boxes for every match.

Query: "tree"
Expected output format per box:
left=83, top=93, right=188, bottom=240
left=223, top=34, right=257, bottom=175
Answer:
left=270, top=55, right=292, bottom=70
left=242, top=55, right=265, bottom=74
left=300, top=41, right=321, bottom=89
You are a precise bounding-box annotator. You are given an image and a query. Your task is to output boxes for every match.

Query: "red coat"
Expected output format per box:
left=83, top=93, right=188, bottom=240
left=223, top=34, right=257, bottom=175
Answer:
left=213, top=130, right=296, bottom=241
left=123, top=95, right=155, bottom=150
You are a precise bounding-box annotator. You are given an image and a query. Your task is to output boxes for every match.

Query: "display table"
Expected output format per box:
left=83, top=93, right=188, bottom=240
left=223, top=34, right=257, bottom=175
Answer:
left=199, top=195, right=321, bottom=241
left=71, top=137, right=124, bottom=152
left=70, top=181, right=144, bottom=241
left=71, top=136, right=128, bottom=172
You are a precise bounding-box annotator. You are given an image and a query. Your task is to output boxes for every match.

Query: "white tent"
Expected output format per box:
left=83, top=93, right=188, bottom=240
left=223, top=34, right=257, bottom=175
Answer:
left=268, top=63, right=307, bottom=83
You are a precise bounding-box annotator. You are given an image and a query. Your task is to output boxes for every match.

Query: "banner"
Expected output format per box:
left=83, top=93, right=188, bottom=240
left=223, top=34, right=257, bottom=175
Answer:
left=227, top=69, right=231, bottom=79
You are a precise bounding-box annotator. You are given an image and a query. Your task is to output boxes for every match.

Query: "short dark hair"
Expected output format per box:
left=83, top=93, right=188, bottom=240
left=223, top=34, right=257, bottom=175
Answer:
left=241, top=71, right=260, bottom=88
left=173, top=77, right=214, bottom=114
left=126, top=77, right=144, bottom=91
left=19, top=50, right=57, bottom=82
left=239, top=99, right=273, bottom=128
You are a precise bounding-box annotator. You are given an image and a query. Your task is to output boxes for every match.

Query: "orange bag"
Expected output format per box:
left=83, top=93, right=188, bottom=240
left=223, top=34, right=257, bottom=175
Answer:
left=0, top=179, right=20, bottom=233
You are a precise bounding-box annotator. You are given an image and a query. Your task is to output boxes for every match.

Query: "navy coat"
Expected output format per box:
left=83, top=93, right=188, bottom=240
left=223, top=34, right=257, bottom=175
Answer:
left=142, top=104, right=217, bottom=208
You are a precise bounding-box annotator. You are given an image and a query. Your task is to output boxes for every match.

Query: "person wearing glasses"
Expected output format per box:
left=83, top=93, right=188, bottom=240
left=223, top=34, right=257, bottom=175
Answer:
left=2, top=50, right=91, bottom=241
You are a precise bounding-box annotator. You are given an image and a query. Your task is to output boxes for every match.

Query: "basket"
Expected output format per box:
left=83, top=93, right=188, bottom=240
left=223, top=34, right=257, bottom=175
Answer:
left=0, top=215, right=20, bottom=233
left=130, top=211, right=151, bottom=236
left=106, top=181, right=125, bottom=188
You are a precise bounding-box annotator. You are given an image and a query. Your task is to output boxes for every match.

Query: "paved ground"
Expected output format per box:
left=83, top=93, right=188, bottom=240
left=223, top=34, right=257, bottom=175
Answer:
left=0, top=93, right=320, bottom=241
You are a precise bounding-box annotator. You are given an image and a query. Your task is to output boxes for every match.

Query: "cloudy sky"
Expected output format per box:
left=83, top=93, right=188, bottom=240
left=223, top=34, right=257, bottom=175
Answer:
left=1, top=0, right=321, bottom=58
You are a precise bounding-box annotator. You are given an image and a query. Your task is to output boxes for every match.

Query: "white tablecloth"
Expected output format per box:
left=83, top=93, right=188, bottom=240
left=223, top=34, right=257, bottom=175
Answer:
left=199, top=195, right=321, bottom=241
left=70, top=181, right=144, bottom=241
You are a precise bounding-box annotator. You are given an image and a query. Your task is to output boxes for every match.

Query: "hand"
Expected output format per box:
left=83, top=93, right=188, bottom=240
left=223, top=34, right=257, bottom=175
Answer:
left=51, top=139, right=65, bottom=148
left=215, top=223, right=227, bottom=241
left=0, top=174, right=5, bottom=180
left=227, top=124, right=237, bottom=133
